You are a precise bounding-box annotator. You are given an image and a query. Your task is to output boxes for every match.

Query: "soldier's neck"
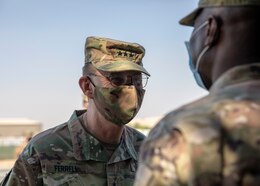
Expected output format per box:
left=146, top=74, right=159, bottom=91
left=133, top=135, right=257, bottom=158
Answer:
left=84, top=107, right=123, bottom=144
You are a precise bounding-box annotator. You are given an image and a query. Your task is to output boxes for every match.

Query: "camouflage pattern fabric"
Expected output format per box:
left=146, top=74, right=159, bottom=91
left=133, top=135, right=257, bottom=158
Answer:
left=85, top=36, right=150, bottom=76
left=1, top=110, right=145, bottom=186
left=134, top=63, right=260, bottom=186
left=93, top=85, right=145, bottom=125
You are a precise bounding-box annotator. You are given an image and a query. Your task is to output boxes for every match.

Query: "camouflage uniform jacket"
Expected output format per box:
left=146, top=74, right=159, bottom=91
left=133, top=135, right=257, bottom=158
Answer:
left=1, top=110, right=145, bottom=186
left=135, top=63, right=260, bottom=186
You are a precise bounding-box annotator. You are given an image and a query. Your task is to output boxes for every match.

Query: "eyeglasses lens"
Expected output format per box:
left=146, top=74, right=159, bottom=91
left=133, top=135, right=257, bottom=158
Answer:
left=109, top=74, right=148, bottom=88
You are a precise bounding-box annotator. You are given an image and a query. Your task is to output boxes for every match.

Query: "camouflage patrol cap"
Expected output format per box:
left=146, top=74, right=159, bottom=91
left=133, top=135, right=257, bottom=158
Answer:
left=180, top=0, right=260, bottom=26
left=85, top=36, right=150, bottom=76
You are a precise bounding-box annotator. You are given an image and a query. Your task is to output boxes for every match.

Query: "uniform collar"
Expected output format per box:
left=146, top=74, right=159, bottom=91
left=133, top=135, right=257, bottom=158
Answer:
left=210, top=63, right=260, bottom=93
left=108, top=127, right=138, bottom=163
left=67, top=110, right=138, bottom=162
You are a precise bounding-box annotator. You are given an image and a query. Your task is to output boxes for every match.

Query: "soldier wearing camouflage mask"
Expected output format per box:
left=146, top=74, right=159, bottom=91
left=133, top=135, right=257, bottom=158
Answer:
left=134, top=1, right=260, bottom=186
left=1, top=36, right=150, bottom=186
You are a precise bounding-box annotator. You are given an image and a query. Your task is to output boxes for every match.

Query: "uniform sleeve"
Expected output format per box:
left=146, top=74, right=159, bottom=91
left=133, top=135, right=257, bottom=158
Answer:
left=134, top=127, right=185, bottom=186
left=0, top=147, right=43, bottom=186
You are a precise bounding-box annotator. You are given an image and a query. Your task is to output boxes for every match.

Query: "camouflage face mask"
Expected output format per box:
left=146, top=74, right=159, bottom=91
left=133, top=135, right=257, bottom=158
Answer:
left=93, top=85, right=145, bottom=126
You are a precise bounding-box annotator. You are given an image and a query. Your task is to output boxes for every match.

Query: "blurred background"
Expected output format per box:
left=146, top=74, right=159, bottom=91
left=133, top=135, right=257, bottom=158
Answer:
left=0, top=0, right=206, bottom=180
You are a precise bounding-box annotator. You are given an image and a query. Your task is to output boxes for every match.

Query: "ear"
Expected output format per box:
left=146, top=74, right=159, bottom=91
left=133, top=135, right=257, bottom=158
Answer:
left=205, top=16, right=220, bottom=47
left=79, top=77, right=94, bottom=99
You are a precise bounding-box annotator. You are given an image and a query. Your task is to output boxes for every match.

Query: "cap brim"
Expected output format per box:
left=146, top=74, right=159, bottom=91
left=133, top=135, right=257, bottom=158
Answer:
left=96, top=61, right=151, bottom=76
left=179, top=7, right=201, bottom=26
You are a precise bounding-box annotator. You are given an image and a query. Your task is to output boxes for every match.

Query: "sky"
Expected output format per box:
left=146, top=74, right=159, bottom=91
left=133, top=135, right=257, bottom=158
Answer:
left=0, top=0, right=207, bottom=130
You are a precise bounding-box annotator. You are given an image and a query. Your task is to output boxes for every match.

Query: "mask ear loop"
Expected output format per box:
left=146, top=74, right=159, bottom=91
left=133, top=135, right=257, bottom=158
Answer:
left=196, top=45, right=210, bottom=70
left=190, top=21, right=210, bottom=71
left=191, top=20, right=209, bottom=39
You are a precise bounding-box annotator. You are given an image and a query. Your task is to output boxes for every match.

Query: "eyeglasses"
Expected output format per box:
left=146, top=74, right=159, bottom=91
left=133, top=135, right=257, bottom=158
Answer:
left=89, top=73, right=149, bottom=88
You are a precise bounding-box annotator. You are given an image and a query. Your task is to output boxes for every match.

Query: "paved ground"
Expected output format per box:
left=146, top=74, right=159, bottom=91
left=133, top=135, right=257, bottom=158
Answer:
left=0, top=159, right=15, bottom=182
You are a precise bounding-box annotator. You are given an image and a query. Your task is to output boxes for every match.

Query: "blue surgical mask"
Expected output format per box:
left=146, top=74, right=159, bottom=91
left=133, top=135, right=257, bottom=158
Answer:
left=185, top=21, right=209, bottom=90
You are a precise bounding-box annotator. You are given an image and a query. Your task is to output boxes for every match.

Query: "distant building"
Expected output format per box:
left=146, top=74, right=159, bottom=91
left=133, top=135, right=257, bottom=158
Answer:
left=0, top=118, right=42, bottom=159
left=0, top=118, right=42, bottom=138
left=129, top=116, right=163, bottom=135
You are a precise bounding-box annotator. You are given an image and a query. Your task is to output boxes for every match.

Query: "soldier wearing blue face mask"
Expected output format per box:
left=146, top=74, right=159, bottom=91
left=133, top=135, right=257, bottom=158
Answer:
left=134, top=0, right=260, bottom=186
